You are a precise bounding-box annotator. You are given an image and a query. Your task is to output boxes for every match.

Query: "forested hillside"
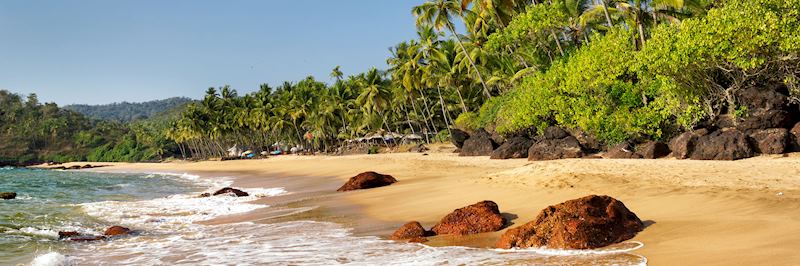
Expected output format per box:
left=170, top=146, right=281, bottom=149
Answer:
left=0, top=91, right=182, bottom=165
left=65, top=97, right=193, bottom=122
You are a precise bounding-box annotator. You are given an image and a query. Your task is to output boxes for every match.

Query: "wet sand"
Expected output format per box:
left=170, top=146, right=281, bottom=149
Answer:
left=58, top=150, right=800, bottom=265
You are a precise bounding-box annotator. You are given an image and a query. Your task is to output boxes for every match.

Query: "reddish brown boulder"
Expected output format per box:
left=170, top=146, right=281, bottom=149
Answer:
left=496, top=195, right=643, bottom=250
left=459, top=129, right=498, bottom=156
left=391, top=221, right=430, bottom=242
left=669, top=129, right=709, bottom=159
left=636, top=141, right=670, bottom=159
left=431, top=201, right=506, bottom=236
left=104, top=226, right=131, bottom=236
left=337, top=172, right=398, bottom=192
left=528, top=137, right=584, bottom=161
left=690, top=129, right=754, bottom=160
left=212, top=187, right=250, bottom=197
left=749, top=128, right=789, bottom=154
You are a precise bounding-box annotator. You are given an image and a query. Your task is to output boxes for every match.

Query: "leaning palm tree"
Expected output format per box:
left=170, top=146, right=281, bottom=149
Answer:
left=413, top=0, right=492, bottom=99
left=330, top=65, right=344, bottom=82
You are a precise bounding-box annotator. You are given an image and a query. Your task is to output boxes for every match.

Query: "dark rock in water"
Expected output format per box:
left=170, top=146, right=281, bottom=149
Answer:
left=528, top=136, right=584, bottom=161
left=736, top=109, right=792, bottom=132
left=459, top=129, right=498, bottom=156
left=450, top=128, right=470, bottom=149
left=0, top=192, right=16, bottom=200
left=496, top=195, right=643, bottom=250
left=431, top=201, right=506, bottom=236
left=408, top=144, right=429, bottom=153
left=212, top=187, right=250, bottom=197
left=543, top=126, right=570, bottom=140
left=199, top=192, right=212, bottom=198
left=104, top=226, right=131, bottom=236
left=690, top=129, right=754, bottom=160
left=67, top=165, right=83, bottom=170
left=669, top=129, right=709, bottom=159
left=604, top=143, right=642, bottom=159
left=337, top=171, right=398, bottom=192
left=636, top=141, right=670, bottom=159
left=749, top=128, right=789, bottom=154
left=490, top=137, right=532, bottom=159
left=69, top=236, right=106, bottom=242
left=58, top=231, right=79, bottom=239
left=391, top=221, right=430, bottom=242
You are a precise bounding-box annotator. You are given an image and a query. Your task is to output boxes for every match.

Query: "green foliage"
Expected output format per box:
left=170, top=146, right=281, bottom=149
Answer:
left=65, top=97, right=193, bottom=123
left=367, top=145, right=380, bottom=154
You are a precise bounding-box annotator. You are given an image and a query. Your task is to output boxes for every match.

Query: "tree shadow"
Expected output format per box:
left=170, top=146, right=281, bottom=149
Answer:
left=642, top=220, right=656, bottom=229
left=501, top=212, right=519, bottom=228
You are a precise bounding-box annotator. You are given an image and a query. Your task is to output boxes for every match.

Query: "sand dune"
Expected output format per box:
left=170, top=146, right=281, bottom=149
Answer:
left=68, top=151, right=800, bottom=265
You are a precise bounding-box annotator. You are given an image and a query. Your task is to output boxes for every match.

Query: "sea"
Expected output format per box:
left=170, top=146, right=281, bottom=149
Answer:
left=0, top=167, right=646, bottom=265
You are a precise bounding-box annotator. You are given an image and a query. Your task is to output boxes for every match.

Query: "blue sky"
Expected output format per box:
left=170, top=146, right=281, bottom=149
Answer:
left=0, top=0, right=426, bottom=105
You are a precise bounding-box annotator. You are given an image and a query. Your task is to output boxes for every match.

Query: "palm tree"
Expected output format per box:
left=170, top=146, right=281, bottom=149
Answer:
left=330, top=65, right=344, bottom=82
left=413, top=0, right=493, bottom=99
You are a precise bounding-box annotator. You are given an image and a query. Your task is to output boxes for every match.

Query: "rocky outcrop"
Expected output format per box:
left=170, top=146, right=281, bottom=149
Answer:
left=496, top=195, right=643, bottom=250
left=567, top=129, right=602, bottom=152
left=528, top=137, right=584, bottom=161
left=459, top=129, right=498, bottom=156
left=543, top=126, right=569, bottom=140
left=104, top=226, right=131, bottom=236
left=636, top=141, right=670, bottom=159
left=490, top=137, right=532, bottom=159
left=391, top=221, right=430, bottom=243
left=791, top=122, right=800, bottom=151
left=212, top=187, right=250, bottom=197
left=0, top=192, right=16, bottom=200
left=450, top=128, right=470, bottom=149
left=690, top=129, right=754, bottom=160
left=749, top=128, right=789, bottom=154
left=430, top=201, right=506, bottom=236
left=337, top=171, right=398, bottom=192
left=736, top=109, right=792, bottom=133
left=669, top=129, right=709, bottom=159
left=604, top=143, right=642, bottom=159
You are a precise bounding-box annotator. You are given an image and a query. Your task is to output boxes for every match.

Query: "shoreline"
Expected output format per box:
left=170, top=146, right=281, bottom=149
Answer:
left=52, top=151, right=800, bottom=265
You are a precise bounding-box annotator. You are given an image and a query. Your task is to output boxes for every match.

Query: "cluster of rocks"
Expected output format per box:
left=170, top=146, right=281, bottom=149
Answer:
left=58, top=226, right=132, bottom=242
left=390, top=195, right=644, bottom=250
left=453, top=127, right=594, bottom=161
left=50, top=164, right=105, bottom=170
left=391, top=200, right=507, bottom=243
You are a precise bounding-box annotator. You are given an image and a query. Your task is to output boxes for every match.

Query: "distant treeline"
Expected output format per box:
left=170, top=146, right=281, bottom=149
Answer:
left=0, top=90, right=183, bottom=165
left=65, top=97, right=194, bottom=123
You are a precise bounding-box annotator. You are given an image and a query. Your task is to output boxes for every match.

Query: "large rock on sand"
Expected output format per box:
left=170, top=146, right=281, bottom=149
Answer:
left=604, top=143, right=642, bottom=159
left=450, top=128, right=470, bottom=149
left=737, top=109, right=792, bottom=132
left=337, top=171, right=398, bottom=192
left=528, top=137, right=584, bottom=161
left=749, top=128, right=789, bottom=154
left=212, top=187, right=250, bottom=197
left=431, top=201, right=506, bottom=236
left=104, top=226, right=131, bottom=236
left=490, top=137, right=532, bottom=159
left=459, top=129, right=498, bottom=156
left=690, top=129, right=754, bottom=160
left=636, top=141, right=670, bottom=159
left=0, top=192, right=16, bottom=200
left=496, top=195, right=643, bottom=250
left=669, top=129, right=709, bottom=159
left=391, top=221, right=430, bottom=243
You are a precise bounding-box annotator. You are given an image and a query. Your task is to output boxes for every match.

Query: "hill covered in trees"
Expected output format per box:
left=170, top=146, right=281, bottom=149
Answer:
left=0, top=91, right=182, bottom=165
left=64, top=97, right=194, bottom=122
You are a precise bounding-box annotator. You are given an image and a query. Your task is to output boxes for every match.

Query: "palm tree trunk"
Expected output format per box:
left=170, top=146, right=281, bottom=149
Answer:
left=551, top=30, right=565, bottom=56
left=447, top=23, right=492, bottom=99
left=637, top=20, right=646, bottom=46
left=436, top=86, right=454, bottom=138
left=453, top=86, right=468, bottom=113
left=600, top=0, right=613, bottom=27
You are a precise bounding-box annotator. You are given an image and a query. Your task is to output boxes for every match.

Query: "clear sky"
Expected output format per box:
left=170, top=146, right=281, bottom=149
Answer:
left=0, top=0, right=425, bottom=105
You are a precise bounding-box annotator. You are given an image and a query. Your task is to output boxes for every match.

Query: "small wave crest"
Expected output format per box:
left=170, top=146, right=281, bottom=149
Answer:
left=29, top=252, right=68, bottom=266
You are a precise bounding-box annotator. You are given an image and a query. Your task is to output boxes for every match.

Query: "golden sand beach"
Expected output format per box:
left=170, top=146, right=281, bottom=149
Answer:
left=61, top=149, right=800, bottom=265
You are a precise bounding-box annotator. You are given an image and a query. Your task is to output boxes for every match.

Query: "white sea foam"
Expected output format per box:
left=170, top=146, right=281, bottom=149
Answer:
left=63, top=172, right=646, bottom=265
left=28, top=252, right=68, bottom=266
left=18, top=227, right=59, bottom=239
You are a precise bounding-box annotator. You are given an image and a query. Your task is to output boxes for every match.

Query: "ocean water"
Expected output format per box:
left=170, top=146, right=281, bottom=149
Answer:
left=1, top=167, right=647, bottom=266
